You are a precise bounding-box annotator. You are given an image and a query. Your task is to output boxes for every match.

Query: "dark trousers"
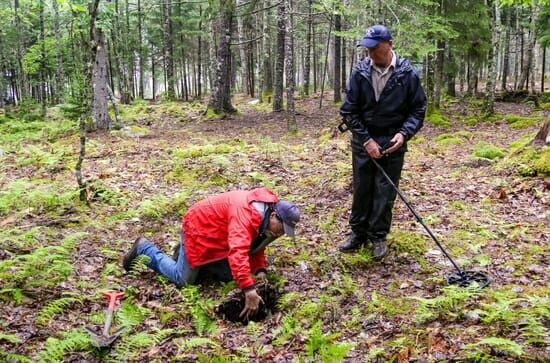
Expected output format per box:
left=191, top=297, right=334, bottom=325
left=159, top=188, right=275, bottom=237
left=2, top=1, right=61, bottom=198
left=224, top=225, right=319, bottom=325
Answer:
left=350, top=137, right=405, bottom=242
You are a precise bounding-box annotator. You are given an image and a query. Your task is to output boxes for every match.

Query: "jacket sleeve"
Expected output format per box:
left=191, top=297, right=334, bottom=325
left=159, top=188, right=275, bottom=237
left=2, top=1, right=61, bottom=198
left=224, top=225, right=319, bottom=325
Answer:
left=226, top=207, right=257, bottom=289
left=249, top=250, right=267, bottom=274
left=340, top=70, right=371, bottom=145
left=400, top=71, right=426, bottom=139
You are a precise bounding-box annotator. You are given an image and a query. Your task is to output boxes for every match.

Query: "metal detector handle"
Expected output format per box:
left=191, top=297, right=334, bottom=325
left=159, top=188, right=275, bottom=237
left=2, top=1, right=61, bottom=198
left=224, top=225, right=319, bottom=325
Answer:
left=369, top=156, right=463, bottom=274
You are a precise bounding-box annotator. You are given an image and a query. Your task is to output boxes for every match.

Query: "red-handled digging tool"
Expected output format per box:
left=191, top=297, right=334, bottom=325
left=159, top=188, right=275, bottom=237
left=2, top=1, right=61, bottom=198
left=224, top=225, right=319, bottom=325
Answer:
left=85, top=291, right=126, bottom=348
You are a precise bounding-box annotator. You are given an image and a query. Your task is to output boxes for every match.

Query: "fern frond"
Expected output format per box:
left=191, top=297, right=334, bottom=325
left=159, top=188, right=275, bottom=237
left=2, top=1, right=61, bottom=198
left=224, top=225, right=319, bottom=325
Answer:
left=0, top=333, right=22, bottom=343
left=36, top=294, right=84, bottom=327
left=2, top=352, right=34, bottom=363
left=37, top=329, right=91, bottom=363
left=111, top=328, right=174, bottom=361
left=116, top=300, right=152, bottom=329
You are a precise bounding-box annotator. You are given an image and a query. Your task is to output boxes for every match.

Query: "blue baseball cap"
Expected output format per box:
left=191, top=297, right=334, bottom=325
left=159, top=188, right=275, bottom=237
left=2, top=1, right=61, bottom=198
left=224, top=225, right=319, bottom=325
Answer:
left=359, top=24, right=392, bottom=48
left=274, top=200, right=300, bottom=237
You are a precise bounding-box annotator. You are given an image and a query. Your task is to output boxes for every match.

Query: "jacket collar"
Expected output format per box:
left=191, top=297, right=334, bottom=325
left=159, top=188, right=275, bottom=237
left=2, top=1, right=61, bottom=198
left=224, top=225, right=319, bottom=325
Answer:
left=356, top=53, right=412, bottom=81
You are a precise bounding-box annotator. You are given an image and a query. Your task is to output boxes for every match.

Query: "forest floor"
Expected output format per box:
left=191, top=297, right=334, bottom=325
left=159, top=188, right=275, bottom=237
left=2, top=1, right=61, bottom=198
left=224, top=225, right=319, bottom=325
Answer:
left=0, top=93, right=549, bottom=362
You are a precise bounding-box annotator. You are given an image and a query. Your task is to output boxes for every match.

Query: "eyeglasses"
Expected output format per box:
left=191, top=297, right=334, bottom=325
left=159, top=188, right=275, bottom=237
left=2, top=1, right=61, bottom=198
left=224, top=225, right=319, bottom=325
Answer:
left=275, top=214, right=283, bottom=223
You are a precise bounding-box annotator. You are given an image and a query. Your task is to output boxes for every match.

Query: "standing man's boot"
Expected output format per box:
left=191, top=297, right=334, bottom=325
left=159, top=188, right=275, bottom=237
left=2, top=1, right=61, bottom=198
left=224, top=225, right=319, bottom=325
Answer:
left=339, top=233, right=366, bottom=253
left=372, top=240, right=388, bottom=259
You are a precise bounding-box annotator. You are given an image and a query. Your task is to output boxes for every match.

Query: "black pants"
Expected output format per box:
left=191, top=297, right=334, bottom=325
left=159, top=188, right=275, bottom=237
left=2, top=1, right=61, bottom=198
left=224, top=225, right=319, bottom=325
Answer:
left=350, top=136, right=405, bottom=242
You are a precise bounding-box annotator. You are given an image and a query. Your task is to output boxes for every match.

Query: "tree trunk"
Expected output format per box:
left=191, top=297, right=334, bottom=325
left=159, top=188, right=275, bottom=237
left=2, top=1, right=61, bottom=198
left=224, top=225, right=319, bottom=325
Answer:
left=303, top=0, right=312, bottom=96
left=40, top=0, right=47, bottom=116
left=483, top=0, right=501, bottom=115
left=260, top=0, right=273, bottom=102
left=163, top=0, right=175, bottom=99
left=138, top=0, right=145, bottom=99
left=273, top=2, right=285, bottom=112
left=532, top=120, right=549, bottom=146
left=208, top=0, right=236, bottom=114
left=151, top=42, right=156, bottom=100
left=433, top=40, right=445, bottom=109
left=333, top=9, right=341, bottom=102
left=15, top=0, right=26, bottom=102
left=285, top=0, right=297, bottom=132
left=542, top=46, right=546, bottom=93
left=501, top=8, right=510, bottom=91
left=236, top=0, right=250, bottom=96
left=53, top=0, right=64, bottom=103
left=517, top=2, right=540, bottom=91
left=92, top=29, right=113, bottom=129
left=197, top=5, right=203, bottom=98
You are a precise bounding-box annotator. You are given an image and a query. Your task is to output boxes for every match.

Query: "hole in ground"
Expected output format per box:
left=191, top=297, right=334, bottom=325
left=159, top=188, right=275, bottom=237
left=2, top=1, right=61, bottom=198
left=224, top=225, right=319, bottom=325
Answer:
left=216, top=283, right=280, bottom=324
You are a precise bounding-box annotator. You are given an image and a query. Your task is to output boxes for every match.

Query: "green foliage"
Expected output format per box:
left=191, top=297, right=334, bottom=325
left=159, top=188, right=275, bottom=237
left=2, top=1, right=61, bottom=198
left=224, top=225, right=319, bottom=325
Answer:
left=472, top=141, right=504, bottom=160
left=273, top=314, right=298, bottom=346
left=0, top=333, right=23, bottom=343
left=0, top=118, right=75, bottom=146
left=1, top=352, right=34, bottom=363
left=116, top=300, right=152, bottom=329
left=412, top=285, right=481, bottom=323
left=36, top=294, right=84, bottom=327
left=504, top=114, right=544, bottom=129
left=464, top=337, right=524, bottom=360
left=367, top=291, right=414, bottom=316
left=305, top=321, right=353, bottom=362
left=137, top=191, right=190, bottom=220
left=179, top=286, right=216, bottom=336
left=111, top=329, right=174, bottom=362
left=172, top=144, right=236, bottom=159
left=426, top=109, right=451, bottom=128
left=0, top=180, right=78, bottom=215
left=0, top=232, right=85, bottom=295
left=37, top=329, right=91, bottom=363
left=389, top=230, right=428, bottom=257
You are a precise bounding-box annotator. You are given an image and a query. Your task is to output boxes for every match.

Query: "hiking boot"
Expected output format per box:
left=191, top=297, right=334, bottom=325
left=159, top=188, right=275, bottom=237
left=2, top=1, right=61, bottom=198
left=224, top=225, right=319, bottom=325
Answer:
left=339, top=234, right=366, bottom=253
left=372, top=240, right=388, bottom=259
left=123, top=237, right=147, bottom=271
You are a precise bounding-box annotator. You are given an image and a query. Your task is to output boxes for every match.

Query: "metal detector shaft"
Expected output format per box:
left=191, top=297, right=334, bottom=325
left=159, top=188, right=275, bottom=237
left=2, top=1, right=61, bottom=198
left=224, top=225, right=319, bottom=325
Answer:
left=370, top=157, right=463, bottom=274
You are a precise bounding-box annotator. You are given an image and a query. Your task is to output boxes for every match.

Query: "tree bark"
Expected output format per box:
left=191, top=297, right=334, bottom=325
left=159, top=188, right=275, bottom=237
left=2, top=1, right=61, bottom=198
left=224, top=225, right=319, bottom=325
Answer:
left=53, top=0, right=64, bottom=103
left=208, top=0, right=236, bottom=114
left=285, top=0, right=296, bottom=132
left=483, top=0, right=501, bottom=115
left=518, top=2, right=540, bottom=91
left=39, top=0, right=47, bottom=116
left=163, top=0, right=175, bottom=99
left=138, top=0, right=145, bottom=99
left=333, top=9, right=341, bottom=102
left=532, top=120, right=549, bottom=146
left=273, top=2, right=285, bottom=112
left=92, top=29, right=113, bottom=129
left=501, top=8, right=510, bottom=91
left=303, top=0, right=312, bottom=96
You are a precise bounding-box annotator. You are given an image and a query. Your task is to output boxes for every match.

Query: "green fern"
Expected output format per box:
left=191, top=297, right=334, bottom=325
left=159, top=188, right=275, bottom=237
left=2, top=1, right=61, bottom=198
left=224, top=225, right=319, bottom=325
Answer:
left=412, top=285, right=481, bottom=323
left=305, top=321, right=353, bottom=362
left=111, top=328, right=174, bottom=362
left=273, top=314, right=298, bottom=346
left=0, top=232, right=85, bottom=293
left=37, top=329, right=91, bottom=363
left=116, top=300, right=151, bottom=329
left=36, top=294, right=84, bottom=326
left=0, top=333, right=22, bottom=343
left=0, top=288, right=23, bottom=304
left=127, top=254, right=151, bottom=278
left=464, top=337, right=524, bottom=359
left=1, top=352, right=34, bottom=363
left=180, top=286, right=217, bottom=336
left=180, top=337, right=219, bottom=350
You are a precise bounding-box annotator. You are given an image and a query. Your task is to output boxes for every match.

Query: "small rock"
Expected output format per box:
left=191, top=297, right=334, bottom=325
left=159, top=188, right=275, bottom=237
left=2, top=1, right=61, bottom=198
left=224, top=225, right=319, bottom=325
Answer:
left=412, top=280, right=424, bottom=288
left=465, top=311, right=480, bottom=323
left=411, top=262, right=421, bottom=272
left=399, top=282, right=410, bottom=289
left=247, top=99, right=260, bottom=105
left=511, top=286, right=524, bottom=293
left=433, top=352, right=447, bottom=360
left=428, top=249, right=442, bottom=256
left=528, top=264, right=545, bottom=274
left=503, top=265, right=515, bottom=273
left=299, top=261, right=308, bottom=272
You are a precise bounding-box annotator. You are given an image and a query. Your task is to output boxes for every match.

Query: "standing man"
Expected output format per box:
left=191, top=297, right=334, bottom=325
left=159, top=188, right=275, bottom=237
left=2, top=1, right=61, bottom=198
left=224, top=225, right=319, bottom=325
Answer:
left=123, top=187, right=300, bottom=319
left=339, top=24, right=426, bottom=258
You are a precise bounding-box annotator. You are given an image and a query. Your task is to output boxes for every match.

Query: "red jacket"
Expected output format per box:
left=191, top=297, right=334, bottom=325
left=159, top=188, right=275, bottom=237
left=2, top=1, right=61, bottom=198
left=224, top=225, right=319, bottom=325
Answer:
left=182, top=188, right=279, bottom=289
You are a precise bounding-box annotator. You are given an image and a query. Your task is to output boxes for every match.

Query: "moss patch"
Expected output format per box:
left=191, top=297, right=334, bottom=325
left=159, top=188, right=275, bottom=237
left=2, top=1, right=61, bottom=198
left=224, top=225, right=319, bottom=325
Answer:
left=426, top=110, right=451, bottom=128
left=504, top=114, right=544, bottom=129
left=472, top=141, right=505, bottom=160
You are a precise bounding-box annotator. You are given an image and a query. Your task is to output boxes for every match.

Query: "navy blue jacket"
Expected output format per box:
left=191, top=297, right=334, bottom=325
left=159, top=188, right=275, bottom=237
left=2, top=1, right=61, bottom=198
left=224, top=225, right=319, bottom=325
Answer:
left=340, top=54, right=426, bottom=148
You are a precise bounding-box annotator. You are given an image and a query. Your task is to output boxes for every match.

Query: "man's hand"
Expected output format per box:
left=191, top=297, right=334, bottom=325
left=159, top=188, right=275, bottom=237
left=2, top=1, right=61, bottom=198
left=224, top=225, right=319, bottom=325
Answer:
left=364, top=139, right=382, bottom=159
left=239, top=288, right=264, bottom=320
left=256, top=271, right=267, bottom=282
left=383, top=133, right=405, bottom=154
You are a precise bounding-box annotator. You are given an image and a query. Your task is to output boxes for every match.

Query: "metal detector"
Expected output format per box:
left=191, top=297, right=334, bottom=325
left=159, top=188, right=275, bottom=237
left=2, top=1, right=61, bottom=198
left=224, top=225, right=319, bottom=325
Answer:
left=363, top=139, right=491, bottom=288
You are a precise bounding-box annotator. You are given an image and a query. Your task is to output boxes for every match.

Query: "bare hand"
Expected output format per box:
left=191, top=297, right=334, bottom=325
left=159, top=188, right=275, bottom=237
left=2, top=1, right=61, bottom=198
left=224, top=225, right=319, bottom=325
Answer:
left=239, top=289, right=264, bottom=320
left=364, top=139, right=382, bottom=159
left=256, top=271, right=267, bottom=282
left=383, top=133, right=405, bottom=154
